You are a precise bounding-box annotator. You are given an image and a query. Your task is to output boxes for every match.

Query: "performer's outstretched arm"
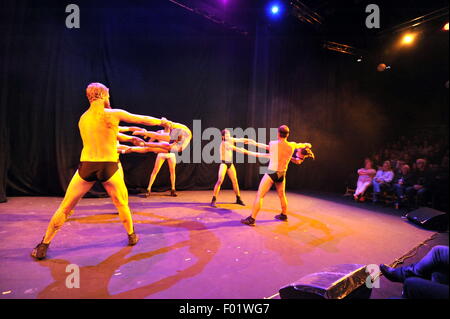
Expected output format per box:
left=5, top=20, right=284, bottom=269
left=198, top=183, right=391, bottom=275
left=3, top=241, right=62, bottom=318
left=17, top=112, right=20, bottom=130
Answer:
left=292, top=142, right=312, bottom=149
left=119, top=126, right=145, bottom=133
left=233, top=138, right=269, bottom=151
left=117, top=144, right=170, bottom=154
left=117, top=133, right=146, bottom=146
left=231, top=144, right=270, bottom=158
left=132, top=130, right=171, bottom=142
left=114, top=109, right=169, bottom=127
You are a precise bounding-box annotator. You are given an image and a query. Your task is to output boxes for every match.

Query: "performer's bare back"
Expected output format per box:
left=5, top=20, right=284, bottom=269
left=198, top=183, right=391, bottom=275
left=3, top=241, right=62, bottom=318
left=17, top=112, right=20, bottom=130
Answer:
left=79, top=108, right=121, bottom=162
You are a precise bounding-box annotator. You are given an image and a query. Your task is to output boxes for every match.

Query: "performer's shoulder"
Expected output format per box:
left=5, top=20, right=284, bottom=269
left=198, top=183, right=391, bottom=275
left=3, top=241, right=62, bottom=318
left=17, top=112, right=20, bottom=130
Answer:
left=105, top=108, right=125, bottom=114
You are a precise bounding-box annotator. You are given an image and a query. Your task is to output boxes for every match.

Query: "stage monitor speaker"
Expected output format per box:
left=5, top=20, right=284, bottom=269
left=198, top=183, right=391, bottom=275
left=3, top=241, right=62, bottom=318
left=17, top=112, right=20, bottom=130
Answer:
left=279, top=264, right=372, bottom=299
left=406, top=207, right=448, bottom=231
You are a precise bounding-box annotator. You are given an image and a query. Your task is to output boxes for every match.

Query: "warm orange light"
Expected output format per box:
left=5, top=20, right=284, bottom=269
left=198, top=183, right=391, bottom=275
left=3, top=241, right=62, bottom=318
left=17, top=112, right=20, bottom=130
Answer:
left=443, top=22, right=449, bottom=31
left=401, top=33, right=416, bottom=45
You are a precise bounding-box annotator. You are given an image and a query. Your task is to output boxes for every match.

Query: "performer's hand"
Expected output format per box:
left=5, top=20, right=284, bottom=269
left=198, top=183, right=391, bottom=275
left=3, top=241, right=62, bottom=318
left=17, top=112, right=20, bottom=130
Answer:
left=126, top=126, right=144, bottom=132
left=161, top=117, right=172, bottom=127
left=117, top=145, right=132, bottom=154
left=130, top=136, right=145, bottom=146
left=132, top=130, right=148, bottom=137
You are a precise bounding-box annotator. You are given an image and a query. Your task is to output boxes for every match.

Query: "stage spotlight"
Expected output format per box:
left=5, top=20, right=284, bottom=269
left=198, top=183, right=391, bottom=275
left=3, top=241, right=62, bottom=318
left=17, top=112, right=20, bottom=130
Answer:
left=267, top=2, right=282, bottom=17
left=401, top=33, right=416, bottom=45
left=356, top=57, right=363, bottom=62
left=443, top=22, right=449, bottom=31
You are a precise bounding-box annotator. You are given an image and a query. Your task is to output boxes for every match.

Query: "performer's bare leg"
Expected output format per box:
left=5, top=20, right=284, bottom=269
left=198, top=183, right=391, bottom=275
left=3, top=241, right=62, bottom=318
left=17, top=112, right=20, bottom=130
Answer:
left=42, top=171, right=95, bottom=244
left=147, top=154, right=166, bottom=195
left=241, top=174, right=273, bottom=226
left=167, top=154, right=177, bottom=196
left=211, top=164, right=228, bottom=207
left=102, top=165, right=135, bottom=236
left=227, top=164, right=245, bottom=205
left=274, top=178, right=288, bottom=217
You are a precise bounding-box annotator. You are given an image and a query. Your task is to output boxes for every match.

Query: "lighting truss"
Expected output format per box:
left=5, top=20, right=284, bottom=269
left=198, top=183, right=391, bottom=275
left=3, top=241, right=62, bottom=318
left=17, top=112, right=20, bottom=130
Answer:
left=290, top=0, right=323, bottom=26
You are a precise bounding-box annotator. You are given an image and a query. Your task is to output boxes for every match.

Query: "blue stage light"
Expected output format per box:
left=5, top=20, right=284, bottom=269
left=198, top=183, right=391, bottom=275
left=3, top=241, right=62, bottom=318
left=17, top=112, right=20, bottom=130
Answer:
left=267, top=2, right=283, bottom=18
left=271, top=5, right=279, bottom=14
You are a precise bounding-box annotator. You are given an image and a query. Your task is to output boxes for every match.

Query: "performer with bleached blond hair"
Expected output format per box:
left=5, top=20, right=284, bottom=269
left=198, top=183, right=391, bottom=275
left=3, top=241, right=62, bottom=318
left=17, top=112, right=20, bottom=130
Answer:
left=31, top=82, right=172, bottom=260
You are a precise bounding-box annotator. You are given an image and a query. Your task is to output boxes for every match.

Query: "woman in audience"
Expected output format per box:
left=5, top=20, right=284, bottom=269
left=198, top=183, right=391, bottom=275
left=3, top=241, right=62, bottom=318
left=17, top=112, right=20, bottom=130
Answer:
left=354, top=159, right=376, bottom=202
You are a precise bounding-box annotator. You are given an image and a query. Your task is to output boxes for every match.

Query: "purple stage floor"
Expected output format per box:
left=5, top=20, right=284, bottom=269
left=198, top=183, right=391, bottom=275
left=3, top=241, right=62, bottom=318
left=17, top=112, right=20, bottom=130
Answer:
left=0, top=190, right=436, bottom=299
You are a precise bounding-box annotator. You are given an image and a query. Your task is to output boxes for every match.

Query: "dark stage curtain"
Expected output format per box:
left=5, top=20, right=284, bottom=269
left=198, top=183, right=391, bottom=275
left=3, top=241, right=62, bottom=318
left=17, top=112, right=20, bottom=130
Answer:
left=0, top=0, right=405, bottom=199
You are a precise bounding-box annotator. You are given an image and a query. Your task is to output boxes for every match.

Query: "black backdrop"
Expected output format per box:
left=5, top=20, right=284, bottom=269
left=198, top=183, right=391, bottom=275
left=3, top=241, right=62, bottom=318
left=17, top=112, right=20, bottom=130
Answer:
left=0, top=0, right=447, bottom=201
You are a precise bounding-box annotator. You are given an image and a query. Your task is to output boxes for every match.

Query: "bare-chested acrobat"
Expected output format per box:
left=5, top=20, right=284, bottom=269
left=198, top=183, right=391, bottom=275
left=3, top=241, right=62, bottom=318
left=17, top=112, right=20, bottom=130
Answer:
left=31, top=83, right=173, bottom=260
left=210, top=129, right=261, bottom=207
left=240, top=125, right=314, bottom=226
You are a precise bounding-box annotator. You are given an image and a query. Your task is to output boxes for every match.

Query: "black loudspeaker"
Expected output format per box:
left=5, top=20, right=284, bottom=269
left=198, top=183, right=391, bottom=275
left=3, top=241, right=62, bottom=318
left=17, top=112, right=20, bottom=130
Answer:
left=406, top=207, right=449, bottom=231
left=279, top=264, right=372, bottom=299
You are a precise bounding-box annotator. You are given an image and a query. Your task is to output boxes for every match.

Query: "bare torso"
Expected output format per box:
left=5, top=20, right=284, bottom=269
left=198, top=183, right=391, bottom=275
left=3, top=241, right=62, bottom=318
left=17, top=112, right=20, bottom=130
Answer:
left=268, top=140, right=296, bottom=172
left=79, top=107, right=120, bottom=162
left=220, top=140, right=235, bottom=162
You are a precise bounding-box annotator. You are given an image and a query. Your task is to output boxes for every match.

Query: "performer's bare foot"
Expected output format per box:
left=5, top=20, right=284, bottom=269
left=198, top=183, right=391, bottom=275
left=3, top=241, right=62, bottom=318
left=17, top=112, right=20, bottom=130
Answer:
left=275, top=213, right=288, bottom=221
left=235, top=196, right=245, bottom=206
left=128, top=232, right=139, bottom=246
left=170, top=189, right=177, bottom=197
left=145, top=190, right=151, bottom=198
left=241, top=216, right=255, bottom=226
left=210, top=196, right=217, bottom=207
left=31, top=241, right=49, bottom=260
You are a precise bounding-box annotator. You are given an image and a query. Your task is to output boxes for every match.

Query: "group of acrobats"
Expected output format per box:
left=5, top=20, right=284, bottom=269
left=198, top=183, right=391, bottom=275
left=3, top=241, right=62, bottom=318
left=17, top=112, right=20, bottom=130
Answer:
left=31, top=83, right=315, bottom=260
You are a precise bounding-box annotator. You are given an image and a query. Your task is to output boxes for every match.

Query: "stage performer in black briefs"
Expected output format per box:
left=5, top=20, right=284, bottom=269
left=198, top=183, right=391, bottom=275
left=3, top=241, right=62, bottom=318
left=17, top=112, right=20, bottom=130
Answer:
left=241, top=125, right=314, bottom=226
left=210, top=129, right=263, bottom=207
left=31, top=82, right=172, bottom=260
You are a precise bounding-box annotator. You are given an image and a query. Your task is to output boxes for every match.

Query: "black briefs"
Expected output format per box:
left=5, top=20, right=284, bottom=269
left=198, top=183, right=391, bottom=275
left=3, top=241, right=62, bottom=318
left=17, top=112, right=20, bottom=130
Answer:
left=221, top=161, right=233, bottom=169
left=267, top=170, right=286, bottom=184
left=78, top=161, right=119, bottom=182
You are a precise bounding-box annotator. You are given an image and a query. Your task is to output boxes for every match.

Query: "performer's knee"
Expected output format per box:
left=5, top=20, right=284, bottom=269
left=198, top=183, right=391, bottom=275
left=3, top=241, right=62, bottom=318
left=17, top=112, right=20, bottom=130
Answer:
left=51, top=209, right=73, bottom=231
left=110, top=194, right=128, bottom=209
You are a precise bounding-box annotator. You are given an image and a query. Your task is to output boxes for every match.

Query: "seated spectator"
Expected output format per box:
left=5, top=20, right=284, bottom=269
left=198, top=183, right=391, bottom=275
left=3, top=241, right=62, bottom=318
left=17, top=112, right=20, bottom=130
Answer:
left=372, top=160, right=394, bottom=203
left=393, top=164, right=413, bottom=209
left=354, top=159, right=376, bottom=202
left=406, top=158, right=432, bottom=209
left=380, top=245, right=449, bottom=299
left=394, top=159, right=406, bottom=175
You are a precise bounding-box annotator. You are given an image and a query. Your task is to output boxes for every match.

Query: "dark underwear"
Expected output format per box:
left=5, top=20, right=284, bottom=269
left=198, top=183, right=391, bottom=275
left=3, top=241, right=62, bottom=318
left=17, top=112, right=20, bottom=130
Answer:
left=78, top=161, right=119, bottom=182
left=169, top=140, right=183, bottom=155
left=169, top=135, right=186, bottom=155
left=169, top=128, right=191, bottom=155
left=221, top=161, right=233, bottom=169
left=267, top=170, right=286, bottom=184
